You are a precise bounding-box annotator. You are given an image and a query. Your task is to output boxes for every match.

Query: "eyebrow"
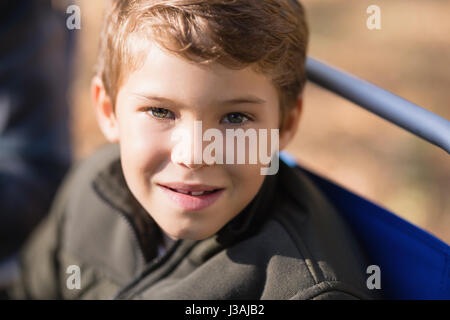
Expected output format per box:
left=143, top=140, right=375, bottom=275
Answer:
left=132, top=93, right=266, bottom=106
left=220, top=97, right=266, bottom=105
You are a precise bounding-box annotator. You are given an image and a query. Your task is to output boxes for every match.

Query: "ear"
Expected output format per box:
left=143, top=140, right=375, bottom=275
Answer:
left=279, top=95, right=303, bottom=150
left=91, top=76, right=120, bottom=143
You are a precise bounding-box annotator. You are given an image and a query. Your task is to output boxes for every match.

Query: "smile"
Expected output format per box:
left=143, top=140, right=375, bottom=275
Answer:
left=167, top=188, right=218, bottom=196
left=157, top=183, right=225, bottom=211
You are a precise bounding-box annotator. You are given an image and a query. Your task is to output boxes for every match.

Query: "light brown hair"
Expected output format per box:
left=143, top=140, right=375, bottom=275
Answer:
left=96, top=0, right=309, bottom=128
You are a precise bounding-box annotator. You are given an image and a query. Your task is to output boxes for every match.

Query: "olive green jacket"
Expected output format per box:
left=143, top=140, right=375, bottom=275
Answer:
left=6, top=144, right=376, bottom=300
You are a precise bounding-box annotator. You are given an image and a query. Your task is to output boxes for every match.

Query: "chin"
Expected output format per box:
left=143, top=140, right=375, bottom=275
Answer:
left=164, top=223, right=217, bottom=241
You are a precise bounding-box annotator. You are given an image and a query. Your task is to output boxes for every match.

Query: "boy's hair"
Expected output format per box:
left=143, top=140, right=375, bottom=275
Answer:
left=96, top=0, right=309, bottom=128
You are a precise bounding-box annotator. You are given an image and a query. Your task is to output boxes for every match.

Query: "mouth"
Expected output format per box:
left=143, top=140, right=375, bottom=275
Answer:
left=157, top=182, right=224, bottom=195
left=163, top=187, right=221, bottom=196
left=157, top=183, right=225, bottom=211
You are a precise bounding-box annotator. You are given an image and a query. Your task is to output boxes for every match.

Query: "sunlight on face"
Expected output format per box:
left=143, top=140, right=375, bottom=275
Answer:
left=114, top=42, right=281, bottom=240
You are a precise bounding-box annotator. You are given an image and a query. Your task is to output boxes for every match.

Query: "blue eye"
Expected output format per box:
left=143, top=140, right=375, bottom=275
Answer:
left=221, top=112, right=252, bottom=124
left=147, top=107, right=175, bottom=120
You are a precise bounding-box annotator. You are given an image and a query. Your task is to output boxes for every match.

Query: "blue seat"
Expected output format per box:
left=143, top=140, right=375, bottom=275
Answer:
left=280, top=150, right=450, bottom=299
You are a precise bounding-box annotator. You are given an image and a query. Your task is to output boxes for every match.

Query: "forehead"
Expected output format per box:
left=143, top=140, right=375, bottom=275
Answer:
left=120, top=41, right=279, bottom=105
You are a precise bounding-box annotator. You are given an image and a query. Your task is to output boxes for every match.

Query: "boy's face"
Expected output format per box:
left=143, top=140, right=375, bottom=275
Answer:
left=93, top=42, right=301, bottom=240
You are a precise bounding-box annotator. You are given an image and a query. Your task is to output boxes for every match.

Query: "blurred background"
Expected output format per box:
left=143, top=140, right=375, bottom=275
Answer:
left=68, top=0, right=449, bottom=243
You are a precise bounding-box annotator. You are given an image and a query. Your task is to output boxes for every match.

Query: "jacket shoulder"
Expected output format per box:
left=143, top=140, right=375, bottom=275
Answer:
left=7, top=144, right=124, bottom=299
left=66, top=143, right=121, bottom=191
left=62, top=144, right=146, bottom=285
left=253, top=162, right=375, bottom=299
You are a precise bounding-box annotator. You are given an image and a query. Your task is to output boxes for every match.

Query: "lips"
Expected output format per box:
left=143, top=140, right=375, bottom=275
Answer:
left=159, top=182, right=221, bottom=192
left=166, top=188, right=217, bottom=196
left=157, top=183, right=225, bottom=211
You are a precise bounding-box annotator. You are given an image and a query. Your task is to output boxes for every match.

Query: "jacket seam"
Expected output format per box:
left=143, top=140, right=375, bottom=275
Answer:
left=60, top=186, right=141, bottom=285
left=307, top=288, right=359, bottom=300
left=91, top=180, right=141, bottom=275
left=294, top=280, right=367, bottom=300
left=272, top=215, right=324, bottom=285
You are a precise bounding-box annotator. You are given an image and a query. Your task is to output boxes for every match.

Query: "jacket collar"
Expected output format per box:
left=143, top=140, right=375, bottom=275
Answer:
left=93, top=158, right=162, bottom=262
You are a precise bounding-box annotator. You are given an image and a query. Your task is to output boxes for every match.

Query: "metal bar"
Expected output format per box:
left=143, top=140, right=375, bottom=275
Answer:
left=306, top=57, right=450, bottom=154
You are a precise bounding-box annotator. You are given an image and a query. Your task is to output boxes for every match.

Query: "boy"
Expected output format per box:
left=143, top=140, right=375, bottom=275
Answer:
left=6, top=0, right=375, bottom=299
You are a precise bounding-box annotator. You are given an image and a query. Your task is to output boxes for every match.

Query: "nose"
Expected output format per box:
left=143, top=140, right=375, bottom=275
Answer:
left=170, top=120, right=208, bottom=170
left=181, top=160, right=205, bottom=170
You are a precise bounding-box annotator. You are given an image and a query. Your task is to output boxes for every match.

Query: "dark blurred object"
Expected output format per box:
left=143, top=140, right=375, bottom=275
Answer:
left=0, top=0, right=73, bottom=262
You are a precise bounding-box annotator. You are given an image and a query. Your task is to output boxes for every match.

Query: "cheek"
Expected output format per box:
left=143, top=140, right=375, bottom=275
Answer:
left=227, top=164, right=265, bottom=201
left=118, top=114, right=171, bottom=183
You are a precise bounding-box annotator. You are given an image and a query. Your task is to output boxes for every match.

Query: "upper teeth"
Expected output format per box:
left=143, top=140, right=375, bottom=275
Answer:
left=175, top=189, right=206, bottom=196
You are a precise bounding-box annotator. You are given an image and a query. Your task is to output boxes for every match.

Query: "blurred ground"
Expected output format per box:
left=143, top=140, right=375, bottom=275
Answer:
left=70, top=0, right=450, bottom=244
